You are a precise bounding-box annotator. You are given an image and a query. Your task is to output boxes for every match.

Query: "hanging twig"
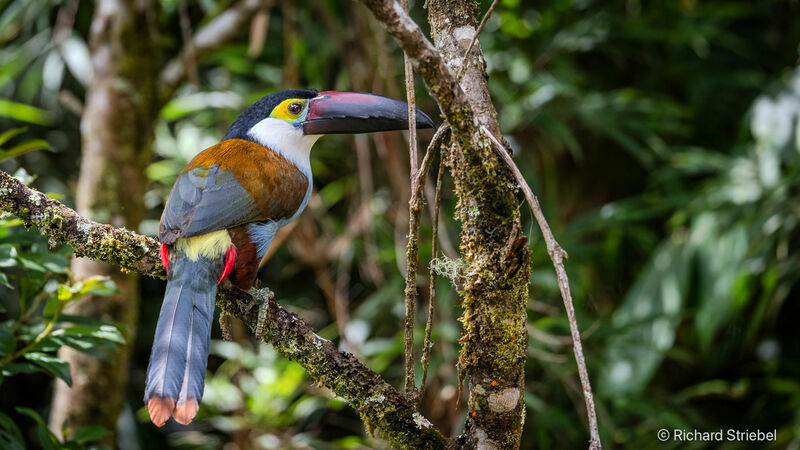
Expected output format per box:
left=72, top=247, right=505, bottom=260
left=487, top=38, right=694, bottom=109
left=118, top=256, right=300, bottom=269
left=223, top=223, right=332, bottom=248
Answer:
left=401, top=1, right=419, bottom=176
left=456, top=0, right=500, bottom=81
left=400, top=0, right=420, bottom=401
left=420, top=148, right=445, bottom=401
left=482, top=126, right=602, bottom=450
left=403, top=125, right=450, bottom=402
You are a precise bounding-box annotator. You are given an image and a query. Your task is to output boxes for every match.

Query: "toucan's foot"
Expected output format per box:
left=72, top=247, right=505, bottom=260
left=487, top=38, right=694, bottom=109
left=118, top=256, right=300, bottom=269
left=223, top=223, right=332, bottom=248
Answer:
left=245, top=287, right=274, bottom=337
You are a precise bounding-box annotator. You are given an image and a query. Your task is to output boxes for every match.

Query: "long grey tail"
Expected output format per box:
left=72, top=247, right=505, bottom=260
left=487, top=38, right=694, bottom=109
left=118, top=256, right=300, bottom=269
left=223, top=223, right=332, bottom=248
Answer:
left=144, top=253, right=221, bottom=427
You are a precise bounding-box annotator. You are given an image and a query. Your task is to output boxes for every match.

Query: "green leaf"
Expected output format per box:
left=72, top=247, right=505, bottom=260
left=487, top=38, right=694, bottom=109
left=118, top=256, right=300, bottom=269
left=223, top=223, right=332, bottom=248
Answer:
left=57, top=284, right=73, bottom=301
left=0, top=139, right=51, bottom=161
left=1, top=362, right=40, bottom=376
left=0, top=431, right=25, bottom=450
left=23, top=352, right=72, bottom=386
left=0, top=322, right=13, bottom=356
left=16, top=407, right=59, bottom=450
left=69, top=425, right=110, bottom=444
left=29, top=336, right=62, bottom=353
left=0, top=244, right=18, bottom=267
left=0, top=273, right=10, bottom=288
left=52, top=324, right=126, bottom=345
left=0, top=99, right=53, bottom=125
left=600, top=239, right=692, bottom=395
left=36, top=427, right=56, bottom=450
left=17, top=257, right=46, bottom=272
left=693, top=217, right=749, bottom=349
left=0, top=127, right=26, bottom=147
left=43, top=295, right=60, bottom=317
left=57, top=314, right=106, bottom=326
left=0, top=411, right=23, bottom=444
left=57, top=336, right=117, bottom=361
left=78, top=276, right=117, bottom=296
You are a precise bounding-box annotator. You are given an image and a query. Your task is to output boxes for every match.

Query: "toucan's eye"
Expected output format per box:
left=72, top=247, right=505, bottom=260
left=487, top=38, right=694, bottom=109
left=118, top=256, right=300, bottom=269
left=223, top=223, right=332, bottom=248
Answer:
left=288, top=102, right=303, bottom=115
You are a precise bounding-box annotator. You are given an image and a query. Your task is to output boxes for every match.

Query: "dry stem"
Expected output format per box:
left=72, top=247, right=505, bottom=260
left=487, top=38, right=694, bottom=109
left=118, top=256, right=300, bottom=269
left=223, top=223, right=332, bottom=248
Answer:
left=400, top=0, right=421, bottom=402
left=402, top=125, right=450, bottom=403
left=420, top=149, right=445, bottom=400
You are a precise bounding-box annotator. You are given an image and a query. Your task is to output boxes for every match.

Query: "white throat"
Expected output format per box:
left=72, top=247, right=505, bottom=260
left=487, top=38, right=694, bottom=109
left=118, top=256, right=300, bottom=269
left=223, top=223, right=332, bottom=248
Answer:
left=247, top=117, right=320, bottom=175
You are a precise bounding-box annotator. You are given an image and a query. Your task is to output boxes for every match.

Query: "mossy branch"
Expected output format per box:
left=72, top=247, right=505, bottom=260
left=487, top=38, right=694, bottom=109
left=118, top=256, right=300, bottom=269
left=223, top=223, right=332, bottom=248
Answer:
left=0, top=169, right=446, bottom=449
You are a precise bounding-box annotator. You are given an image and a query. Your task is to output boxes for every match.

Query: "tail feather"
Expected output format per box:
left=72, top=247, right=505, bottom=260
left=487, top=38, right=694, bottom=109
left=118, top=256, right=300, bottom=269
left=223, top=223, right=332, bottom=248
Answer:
left=144, top=251, right=222, bottom=427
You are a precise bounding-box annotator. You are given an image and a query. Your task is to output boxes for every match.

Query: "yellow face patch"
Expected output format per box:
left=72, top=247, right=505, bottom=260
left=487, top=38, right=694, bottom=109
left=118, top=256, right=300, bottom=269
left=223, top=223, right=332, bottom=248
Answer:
left=270, top=98, right=307, bottom=122
left=175, top=230, right=232, bottom=261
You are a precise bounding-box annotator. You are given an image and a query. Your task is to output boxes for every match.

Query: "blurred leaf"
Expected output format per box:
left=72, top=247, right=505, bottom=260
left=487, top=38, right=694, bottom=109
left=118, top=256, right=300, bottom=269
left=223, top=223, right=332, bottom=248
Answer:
left=68, top=425, right=110, bottom=444
left=0, top=127, right=26, bottom=147
left=693, top=216, right=749, bottom=349
left=0, top=411, right=23, bottom=445
left=16, top=407, right=58, bottom=450
left=0, top=99, right=52, bottom=125
left=78, top=276, right=117, bottom=296
left=0, top=244, right=18, bottom=267
left=41, top=51, right=64, bottom=91
left=23, top=352, right=71, bottom=386
left=600, top=239, right=691, bottom=395
left=59, top=36, right=92, bottom=86
left=161, top=91, right=242, bottom=121
left=57, top=284, right=73, bottom=301
left=0, top=431, right=25, bottom=450
left=0, top=138, right=51, bottom=161
left=52, top=324, right=126, bottom=345
left=36, top=427, right=56, bottom=450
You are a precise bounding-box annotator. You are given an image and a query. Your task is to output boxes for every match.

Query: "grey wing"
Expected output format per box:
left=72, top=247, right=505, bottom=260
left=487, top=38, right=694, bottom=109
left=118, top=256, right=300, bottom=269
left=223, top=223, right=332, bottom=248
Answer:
left=158, top=165, right=262, bottom=244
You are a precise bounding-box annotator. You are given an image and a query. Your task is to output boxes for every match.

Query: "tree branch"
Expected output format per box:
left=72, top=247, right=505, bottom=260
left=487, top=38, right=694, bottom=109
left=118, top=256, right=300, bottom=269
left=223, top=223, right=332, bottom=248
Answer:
left=359, top=0, right=476, bottom=144
left=0, top=169, right=446, bottom=449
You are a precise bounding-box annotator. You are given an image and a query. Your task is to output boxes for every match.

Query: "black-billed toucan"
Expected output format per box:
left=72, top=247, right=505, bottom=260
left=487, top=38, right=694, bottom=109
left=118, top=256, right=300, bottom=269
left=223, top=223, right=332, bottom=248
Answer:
left=145, top=89, right=434, bottom=427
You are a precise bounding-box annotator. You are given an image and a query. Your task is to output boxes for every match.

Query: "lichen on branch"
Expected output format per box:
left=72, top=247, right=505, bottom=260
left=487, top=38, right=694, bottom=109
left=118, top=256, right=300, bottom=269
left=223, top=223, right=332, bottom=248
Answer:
left=0, top=170, right=164, bottom=276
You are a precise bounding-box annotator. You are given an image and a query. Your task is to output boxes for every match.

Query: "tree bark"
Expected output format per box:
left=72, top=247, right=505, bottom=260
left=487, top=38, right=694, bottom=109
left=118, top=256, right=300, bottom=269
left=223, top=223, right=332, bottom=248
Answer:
left=358, top=0, right=531, bottom=447
left=426, top=2, right=529, bottom=448
left=48, top=0, right=160, bottom=443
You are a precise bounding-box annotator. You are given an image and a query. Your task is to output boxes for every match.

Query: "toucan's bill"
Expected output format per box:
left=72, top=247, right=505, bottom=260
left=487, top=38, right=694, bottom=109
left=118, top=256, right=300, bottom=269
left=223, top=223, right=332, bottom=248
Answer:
left=302, top=91, right=435, bottom=135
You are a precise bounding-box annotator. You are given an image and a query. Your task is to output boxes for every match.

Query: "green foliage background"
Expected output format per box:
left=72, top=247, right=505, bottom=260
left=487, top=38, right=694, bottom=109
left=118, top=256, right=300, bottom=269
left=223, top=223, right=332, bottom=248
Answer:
left=1, top=0, right=799, bottom=448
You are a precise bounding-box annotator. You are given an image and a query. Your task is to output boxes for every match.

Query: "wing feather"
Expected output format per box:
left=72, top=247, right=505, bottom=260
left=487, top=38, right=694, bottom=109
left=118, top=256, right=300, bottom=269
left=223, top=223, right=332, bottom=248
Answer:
left=158, top=139, right=309, bottom=244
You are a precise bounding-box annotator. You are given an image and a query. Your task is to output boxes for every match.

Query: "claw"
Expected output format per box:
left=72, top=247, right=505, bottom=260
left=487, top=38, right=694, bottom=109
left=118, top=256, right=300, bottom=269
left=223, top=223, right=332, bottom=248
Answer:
left=246, top=288, right=274, bottom=337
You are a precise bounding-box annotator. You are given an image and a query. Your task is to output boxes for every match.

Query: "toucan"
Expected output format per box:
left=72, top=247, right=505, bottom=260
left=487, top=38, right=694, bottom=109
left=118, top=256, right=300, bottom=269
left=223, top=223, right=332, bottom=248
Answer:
left=144, top=89, right=434, bottom=427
